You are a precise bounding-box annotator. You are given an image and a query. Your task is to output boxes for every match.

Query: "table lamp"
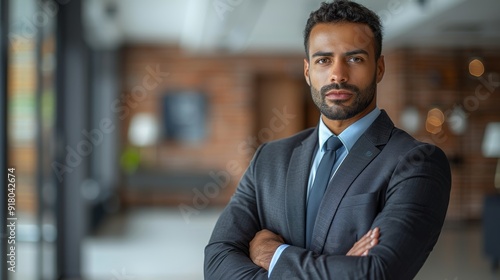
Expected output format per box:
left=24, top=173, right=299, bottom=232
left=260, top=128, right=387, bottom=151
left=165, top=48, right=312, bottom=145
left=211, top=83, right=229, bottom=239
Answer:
left=482, top=122, right=500, bottom=192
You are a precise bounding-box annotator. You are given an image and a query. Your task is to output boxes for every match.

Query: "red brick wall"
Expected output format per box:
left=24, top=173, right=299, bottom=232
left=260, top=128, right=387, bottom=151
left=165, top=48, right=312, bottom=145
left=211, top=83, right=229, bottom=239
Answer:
left=379, top=48, right=500, bottom=220
left=120, top=46, right=307, bottom=205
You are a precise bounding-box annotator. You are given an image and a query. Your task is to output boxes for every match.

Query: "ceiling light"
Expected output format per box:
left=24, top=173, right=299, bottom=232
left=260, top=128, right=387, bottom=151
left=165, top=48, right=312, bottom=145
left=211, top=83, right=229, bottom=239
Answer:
left=469, top=58, right=485, bottom=77
left=426, top=108, right=444, bottom=134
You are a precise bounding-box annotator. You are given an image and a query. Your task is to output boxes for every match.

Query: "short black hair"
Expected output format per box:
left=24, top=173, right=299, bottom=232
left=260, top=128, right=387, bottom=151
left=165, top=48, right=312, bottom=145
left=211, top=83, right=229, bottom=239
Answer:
left=304, top=1, right=383, bottom=60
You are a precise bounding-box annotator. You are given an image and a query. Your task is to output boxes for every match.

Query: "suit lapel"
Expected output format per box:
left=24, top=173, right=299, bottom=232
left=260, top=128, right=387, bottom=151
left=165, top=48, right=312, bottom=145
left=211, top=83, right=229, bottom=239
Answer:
left=310, top=111, right=394, bottom=253
left=285, top=127, right=318, bottom=248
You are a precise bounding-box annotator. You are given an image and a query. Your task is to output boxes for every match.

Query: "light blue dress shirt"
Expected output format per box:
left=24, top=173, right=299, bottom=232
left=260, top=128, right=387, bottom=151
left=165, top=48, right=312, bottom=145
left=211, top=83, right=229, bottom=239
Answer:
left=267, top=108, right=381, bottom=277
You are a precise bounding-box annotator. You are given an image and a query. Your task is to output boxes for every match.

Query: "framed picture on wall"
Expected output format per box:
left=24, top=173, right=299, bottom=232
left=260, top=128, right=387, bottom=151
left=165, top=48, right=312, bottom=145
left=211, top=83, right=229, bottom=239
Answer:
left=161, top=90, right=208, bottom=144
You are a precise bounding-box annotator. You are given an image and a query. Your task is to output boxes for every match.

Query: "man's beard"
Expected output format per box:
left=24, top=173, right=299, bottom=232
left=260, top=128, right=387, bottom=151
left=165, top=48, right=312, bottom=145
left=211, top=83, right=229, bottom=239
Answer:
left=310, top=75, right=377, bottom=120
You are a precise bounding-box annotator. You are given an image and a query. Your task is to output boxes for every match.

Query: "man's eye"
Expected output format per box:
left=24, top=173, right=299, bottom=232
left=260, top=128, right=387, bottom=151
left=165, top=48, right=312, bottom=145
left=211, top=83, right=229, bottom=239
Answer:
left=316, top=58, right=330, bottom=64
left=348, top=57, right=363, bottom=63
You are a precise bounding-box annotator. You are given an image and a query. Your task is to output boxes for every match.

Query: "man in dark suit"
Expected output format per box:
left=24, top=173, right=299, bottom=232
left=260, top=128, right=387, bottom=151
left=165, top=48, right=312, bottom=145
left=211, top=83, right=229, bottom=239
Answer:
left=205, top=1, right=451, bottom=279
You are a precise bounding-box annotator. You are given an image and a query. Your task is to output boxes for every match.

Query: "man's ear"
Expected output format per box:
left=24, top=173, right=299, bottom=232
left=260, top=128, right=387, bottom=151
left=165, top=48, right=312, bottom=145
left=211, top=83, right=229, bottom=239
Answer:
left=376, top=55, right=385, bottom=83
left=304, top=58, right=311, bottom=86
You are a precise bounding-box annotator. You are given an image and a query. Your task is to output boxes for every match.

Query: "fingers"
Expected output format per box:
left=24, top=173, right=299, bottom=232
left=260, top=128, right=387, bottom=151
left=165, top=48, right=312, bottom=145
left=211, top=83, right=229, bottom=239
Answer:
left=253, top=229, right=284, bottom=243
left=362, top=227, right=379, bottom=255
left=249, top=229, right=284, bottom=270
left=346, top=227, right=380, bottom=256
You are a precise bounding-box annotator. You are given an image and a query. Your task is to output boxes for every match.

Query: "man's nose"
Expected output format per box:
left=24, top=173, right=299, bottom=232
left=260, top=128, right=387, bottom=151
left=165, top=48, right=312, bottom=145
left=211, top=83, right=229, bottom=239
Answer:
left=329, top=60, right=349, bottom=83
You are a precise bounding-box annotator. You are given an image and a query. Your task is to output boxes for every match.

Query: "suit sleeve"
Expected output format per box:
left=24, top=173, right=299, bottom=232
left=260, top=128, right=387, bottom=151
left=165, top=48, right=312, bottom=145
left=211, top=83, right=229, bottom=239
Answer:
left=270, top=143, right=451, bottom=280
left=204, top=144, right=268, bottom=280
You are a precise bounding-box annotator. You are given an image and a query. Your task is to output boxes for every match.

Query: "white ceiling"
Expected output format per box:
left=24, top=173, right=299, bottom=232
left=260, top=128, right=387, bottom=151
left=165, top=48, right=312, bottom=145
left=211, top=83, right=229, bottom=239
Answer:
left=83, top=0, right=500, bottom=53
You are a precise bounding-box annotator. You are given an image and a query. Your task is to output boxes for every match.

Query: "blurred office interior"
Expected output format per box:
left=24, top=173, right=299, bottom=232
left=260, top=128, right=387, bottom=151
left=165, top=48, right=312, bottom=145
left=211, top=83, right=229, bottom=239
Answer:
left=1, top=0, right=500, bottom=279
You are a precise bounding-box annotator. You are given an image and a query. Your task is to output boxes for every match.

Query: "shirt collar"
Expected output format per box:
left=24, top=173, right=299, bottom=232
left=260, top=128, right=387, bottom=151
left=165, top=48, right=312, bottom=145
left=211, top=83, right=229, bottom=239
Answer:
left=318, top=107, right=381, bottom=152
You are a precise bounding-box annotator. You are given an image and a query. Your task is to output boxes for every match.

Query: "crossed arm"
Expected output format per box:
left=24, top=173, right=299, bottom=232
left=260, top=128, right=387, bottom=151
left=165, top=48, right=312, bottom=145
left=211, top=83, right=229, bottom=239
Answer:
left=205, top=143, right=451, bottom=279
left=249, top=227, right=380, bottom=271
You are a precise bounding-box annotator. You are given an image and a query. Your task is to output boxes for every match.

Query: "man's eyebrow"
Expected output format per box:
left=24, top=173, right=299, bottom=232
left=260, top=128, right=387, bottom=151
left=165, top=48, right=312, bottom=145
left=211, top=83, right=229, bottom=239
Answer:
left=345, top=49, right=369, bottom=56
left=311, top=51, right=333, bottom=58
left=311, top=49, right=370, bottom=58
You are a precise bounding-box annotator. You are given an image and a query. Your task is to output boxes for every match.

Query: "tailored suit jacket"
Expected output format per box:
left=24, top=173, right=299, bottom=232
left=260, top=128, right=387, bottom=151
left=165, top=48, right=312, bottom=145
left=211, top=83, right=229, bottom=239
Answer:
left=204, top=110, right=451, bottom=279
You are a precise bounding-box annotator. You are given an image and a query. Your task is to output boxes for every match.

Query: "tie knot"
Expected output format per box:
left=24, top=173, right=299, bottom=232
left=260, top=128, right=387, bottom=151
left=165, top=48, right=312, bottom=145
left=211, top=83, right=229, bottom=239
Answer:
left=325, top=136, right=343, bottom=151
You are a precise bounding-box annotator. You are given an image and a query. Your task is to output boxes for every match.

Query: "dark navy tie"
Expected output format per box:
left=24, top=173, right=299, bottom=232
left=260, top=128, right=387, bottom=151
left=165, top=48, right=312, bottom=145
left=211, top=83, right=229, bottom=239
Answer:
left=306, top=136, right=343, bottom=249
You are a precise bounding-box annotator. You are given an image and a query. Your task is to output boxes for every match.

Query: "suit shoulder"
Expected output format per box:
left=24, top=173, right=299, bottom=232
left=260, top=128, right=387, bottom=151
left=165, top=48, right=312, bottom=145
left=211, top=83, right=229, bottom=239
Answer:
left=388, top=126, right=448, bottom=160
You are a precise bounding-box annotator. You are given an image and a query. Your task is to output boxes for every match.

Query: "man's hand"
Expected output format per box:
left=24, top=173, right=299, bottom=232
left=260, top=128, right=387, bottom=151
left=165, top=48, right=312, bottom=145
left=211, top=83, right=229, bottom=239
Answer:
left=249, top=227, right=379, bottom=270
left=346, top=227, right=380, bottom=256
left=249, top=229, right=284, bottom=270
